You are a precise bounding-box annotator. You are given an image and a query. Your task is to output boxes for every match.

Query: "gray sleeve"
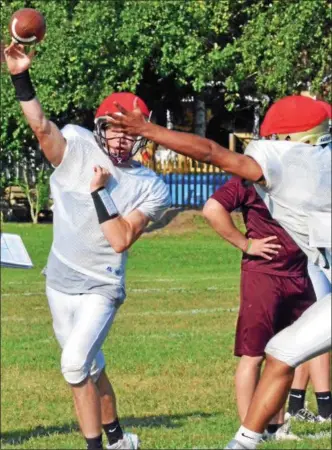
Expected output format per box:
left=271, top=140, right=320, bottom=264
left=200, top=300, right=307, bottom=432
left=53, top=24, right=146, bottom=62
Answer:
left=137, top=177, right=171, bottom=222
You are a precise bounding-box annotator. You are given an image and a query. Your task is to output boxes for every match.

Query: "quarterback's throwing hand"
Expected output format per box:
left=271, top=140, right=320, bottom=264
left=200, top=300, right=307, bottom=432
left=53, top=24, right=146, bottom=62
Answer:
left=4, top=42, right=35, bottom=74
left=109, top=98, right=146, bottom=136
left=90, top=166, right=110, bottom=191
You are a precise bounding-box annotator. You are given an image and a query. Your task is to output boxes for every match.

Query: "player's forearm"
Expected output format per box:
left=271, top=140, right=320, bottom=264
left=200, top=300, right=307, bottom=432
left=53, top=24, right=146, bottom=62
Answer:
left=140, top=122, right=238, bottom=172
left=219, top=227, right=249, bottom=252
left=19, top=99, right=65, bottom=166
left=140, top=122, right=263, bottom=181
left=101, top=217, right=137, bottom=253
left=11, top=70, right=48, bottom=136
left=141, top=122, right=216, bottom=163
left=11, top=71, right=65, bottom=166
left=211, top=220, right=248, bottom=252
left=91, top=187, right=131, bottom=252
left=20, top=97, right=50, bottom=136
left=203, top=203, right=248, bottom=252
left=91, top=187, right=148, bottom=252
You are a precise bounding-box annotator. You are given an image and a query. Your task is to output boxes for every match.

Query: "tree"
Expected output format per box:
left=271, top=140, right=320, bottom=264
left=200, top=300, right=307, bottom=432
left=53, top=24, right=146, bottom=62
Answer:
left=116, top=0, right=250, bottom=133
left=221, top=0, right=331, bottom=106
left=1, top=0, right=126, bottom=202
left=112, top=0, right=330, bottom=122
left=1, top=0, right=330, bottom=169
left=20, top=160, right=52, bottom=224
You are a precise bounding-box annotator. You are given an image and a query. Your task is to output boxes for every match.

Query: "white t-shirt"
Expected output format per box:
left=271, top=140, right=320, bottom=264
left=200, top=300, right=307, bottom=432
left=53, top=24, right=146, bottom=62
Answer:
left=49, top=125, right=170, bottom=286
left=245, top=140, right=331, bottom=274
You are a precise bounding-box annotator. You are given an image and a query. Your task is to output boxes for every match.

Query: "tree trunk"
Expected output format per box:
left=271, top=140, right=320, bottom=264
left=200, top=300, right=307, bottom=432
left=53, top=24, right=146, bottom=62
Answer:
left=253, top=104, right=260, bottom=139
left=194, top=94, right=206, bottom=137
left=163, top=109, right=177, bottom=162
left=22, top=170, right=39, bottom=224
left=166, top=109, right=174, bottom=130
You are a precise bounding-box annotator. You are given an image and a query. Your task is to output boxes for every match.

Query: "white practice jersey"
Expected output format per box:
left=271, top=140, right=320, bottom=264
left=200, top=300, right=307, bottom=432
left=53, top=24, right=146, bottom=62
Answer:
left=245, top=140, right=331, bottom=275
left=49, top=125, right=170, bottom=286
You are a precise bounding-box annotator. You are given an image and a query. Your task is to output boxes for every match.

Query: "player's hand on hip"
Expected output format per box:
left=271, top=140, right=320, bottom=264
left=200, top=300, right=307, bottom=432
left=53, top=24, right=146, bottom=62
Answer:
left=4, top=42, right=35, bottom=74
left=108, top=98, right=146, bottom=136
left=90, top=166, right=111, bottom=191
left=246, top=236, right=281, bottom=260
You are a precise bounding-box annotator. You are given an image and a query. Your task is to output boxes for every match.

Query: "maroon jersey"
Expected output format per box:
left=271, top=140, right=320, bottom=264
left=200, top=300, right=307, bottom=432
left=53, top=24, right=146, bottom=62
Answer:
left=211, top=176, right=307, bottom=276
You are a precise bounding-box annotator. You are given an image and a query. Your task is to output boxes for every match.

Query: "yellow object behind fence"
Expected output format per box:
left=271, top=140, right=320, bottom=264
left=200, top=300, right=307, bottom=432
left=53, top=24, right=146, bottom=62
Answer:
left=138, top=132, right=253, bottom=174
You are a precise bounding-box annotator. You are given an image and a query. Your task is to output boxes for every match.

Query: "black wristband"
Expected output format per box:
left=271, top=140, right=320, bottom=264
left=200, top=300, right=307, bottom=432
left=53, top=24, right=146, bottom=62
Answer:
left=11, top=70, right=36, bottom=102
left=91, top=187, right=119, bottom=224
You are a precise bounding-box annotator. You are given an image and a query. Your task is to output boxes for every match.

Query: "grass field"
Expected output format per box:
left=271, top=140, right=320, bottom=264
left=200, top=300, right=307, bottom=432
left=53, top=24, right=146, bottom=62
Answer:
left=1, top=213, right=331, bottom=449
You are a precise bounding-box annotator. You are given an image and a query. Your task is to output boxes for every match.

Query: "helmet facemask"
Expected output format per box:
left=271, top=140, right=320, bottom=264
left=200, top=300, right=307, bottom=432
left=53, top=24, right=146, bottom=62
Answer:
left=93, top=116, right=149, bottom=165
left=274, top=119, right=331, bottom=146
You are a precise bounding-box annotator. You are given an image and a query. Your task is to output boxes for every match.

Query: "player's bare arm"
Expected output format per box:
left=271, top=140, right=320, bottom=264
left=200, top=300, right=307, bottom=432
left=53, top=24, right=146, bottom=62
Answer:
left=109, top=102, right=264, bottom=182
left=4, top=43, right=65, bottom=166
left=102, top=210, right=150, bottom=253
left=90, top=166, right=150, bottom=253
left=203, top=199, right=280, bottom=260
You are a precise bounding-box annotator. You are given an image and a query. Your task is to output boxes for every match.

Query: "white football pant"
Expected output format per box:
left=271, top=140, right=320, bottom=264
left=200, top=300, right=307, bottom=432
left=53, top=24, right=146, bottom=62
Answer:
left=265, top=257, right=331, bottom=367
left=46, top=286, right=119, bottom=384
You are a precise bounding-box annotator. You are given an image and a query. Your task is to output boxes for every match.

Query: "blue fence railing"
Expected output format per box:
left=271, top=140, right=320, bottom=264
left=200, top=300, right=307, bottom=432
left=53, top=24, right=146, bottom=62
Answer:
left=158, top=172, right=231, bottom=207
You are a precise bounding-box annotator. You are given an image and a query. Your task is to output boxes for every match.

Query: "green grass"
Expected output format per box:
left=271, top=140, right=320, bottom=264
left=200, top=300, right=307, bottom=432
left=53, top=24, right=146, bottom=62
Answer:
left=1, top=221, right=331, bottom=449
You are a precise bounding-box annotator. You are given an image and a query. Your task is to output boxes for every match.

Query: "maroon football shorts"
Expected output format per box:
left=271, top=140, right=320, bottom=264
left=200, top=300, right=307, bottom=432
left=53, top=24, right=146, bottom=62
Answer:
left=234, top=270, right=316, bottom=357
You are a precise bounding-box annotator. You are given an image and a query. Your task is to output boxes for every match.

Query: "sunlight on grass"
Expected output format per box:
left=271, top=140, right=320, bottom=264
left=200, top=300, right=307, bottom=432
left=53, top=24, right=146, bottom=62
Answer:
left=1, top=221, right=331, bottom=449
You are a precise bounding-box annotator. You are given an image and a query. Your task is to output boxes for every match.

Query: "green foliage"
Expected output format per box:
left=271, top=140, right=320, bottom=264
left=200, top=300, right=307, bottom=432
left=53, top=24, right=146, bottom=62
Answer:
left=19, top=165, right=51, bottom=224
left=117, top=0, right=235, bottom=92
left=0, top=0, right=330, bottom=166
left=1, top=0, right=124, bottom=158
left=222, top=0, right=331, bottom=103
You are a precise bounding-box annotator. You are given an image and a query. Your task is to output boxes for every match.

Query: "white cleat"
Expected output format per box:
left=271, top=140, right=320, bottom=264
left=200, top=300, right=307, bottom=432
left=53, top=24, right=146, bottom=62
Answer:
left=285, top=408, right=317, bottom=423
left=315, top=414, right=332, bottom=423
left=265, top=420, right=301, bottom=441
left=106, top=432, right=140, bottom=449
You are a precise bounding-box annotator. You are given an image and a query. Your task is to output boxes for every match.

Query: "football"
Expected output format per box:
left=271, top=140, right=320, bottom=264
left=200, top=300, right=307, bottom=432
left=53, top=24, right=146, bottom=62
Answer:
left=9, top=8, right=46, bottom=45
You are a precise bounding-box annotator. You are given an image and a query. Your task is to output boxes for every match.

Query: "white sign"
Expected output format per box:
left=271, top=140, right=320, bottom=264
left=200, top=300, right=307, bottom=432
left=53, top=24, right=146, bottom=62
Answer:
left=1, top=233, right=33, bottom=269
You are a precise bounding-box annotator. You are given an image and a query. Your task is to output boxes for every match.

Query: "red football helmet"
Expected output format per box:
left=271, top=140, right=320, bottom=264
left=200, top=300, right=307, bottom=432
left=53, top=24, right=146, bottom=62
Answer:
left=260, top=95, right=331, bottom=146
left=94, top=92, right=150, bottom=165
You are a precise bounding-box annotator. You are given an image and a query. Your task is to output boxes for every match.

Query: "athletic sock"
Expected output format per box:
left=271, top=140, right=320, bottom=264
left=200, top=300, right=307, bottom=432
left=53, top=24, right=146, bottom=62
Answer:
left=103, top=418, right=124, bottom=446
left=235, top=425, right=262, bottom=449
left=287, top=389, right=306, bottom=414
left=85, top=434, right=103, bottom=450
left=315, top=391, right=332, bottom=418
left=267, top=423, right=282, bottom=434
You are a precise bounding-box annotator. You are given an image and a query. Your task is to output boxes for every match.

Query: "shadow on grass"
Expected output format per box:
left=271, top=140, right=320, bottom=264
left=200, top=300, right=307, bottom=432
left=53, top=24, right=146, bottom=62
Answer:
left=1, top=411, right=218, bottom=445
left=144, top=207, right=184, bottom=233
left=0, top=423, right=79, bottom=446
left=123, top=411, right=217, bottom=428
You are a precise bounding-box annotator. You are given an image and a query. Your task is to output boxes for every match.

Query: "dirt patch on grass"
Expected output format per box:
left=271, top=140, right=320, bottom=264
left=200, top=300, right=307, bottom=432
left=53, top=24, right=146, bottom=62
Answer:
left=144, top=208, right=244, bottom=235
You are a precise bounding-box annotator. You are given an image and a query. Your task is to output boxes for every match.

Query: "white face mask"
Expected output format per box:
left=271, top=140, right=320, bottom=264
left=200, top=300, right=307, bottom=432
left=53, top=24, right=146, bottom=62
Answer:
left=276, top=119, right=331, bottom=146
left=93, top=117, right=149, bottom=165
